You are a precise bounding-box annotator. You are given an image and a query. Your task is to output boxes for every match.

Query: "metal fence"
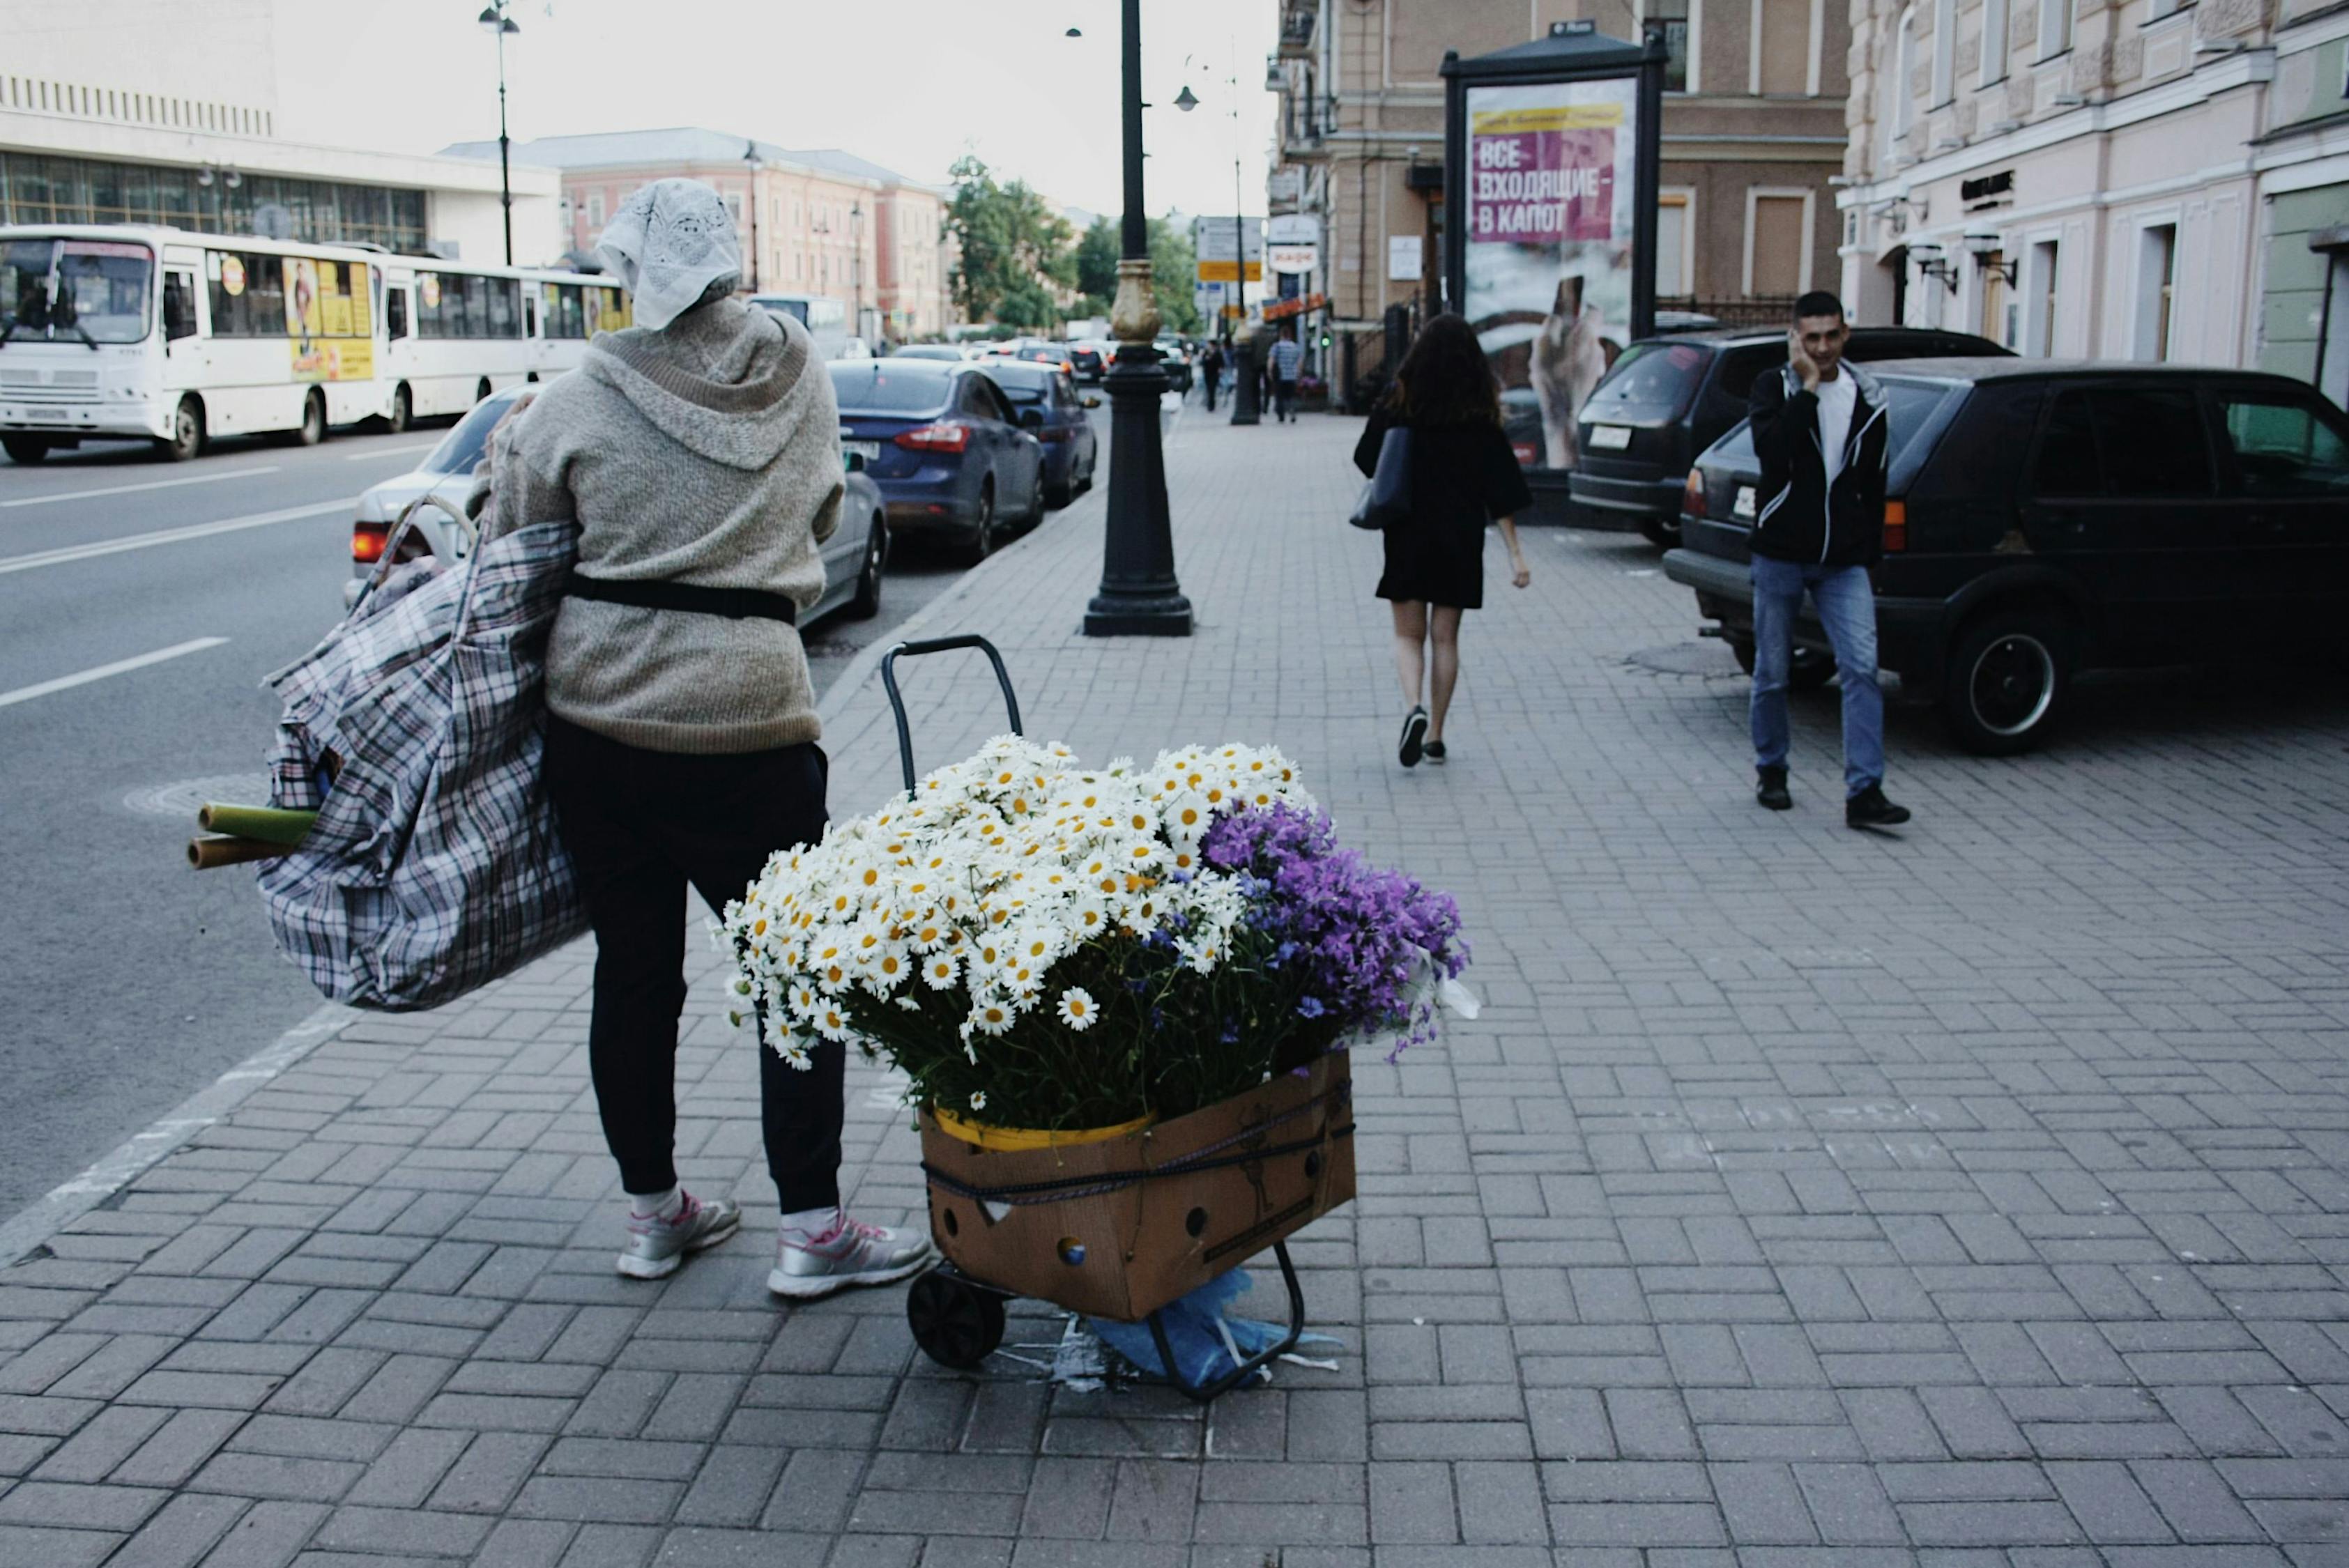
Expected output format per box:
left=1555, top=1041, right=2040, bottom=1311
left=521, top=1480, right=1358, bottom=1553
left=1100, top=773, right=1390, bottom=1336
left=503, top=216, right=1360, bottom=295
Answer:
left=1659, top=296, right=1800, bottom=330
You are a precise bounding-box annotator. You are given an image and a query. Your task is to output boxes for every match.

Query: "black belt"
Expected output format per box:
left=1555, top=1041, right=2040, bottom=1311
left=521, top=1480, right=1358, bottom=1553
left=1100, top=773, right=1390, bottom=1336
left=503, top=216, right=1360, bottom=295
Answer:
left=563, top=572, right=795, bottom=625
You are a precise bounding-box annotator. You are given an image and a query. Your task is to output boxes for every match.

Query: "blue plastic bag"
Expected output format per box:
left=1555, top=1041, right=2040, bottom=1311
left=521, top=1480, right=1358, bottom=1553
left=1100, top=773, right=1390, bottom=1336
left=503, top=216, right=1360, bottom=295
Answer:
left=1086, top=1270, right=1339, bottom=1388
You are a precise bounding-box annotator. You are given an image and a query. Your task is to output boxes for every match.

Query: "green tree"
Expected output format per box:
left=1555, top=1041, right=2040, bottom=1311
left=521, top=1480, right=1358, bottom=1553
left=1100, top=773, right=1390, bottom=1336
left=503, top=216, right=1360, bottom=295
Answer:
left=947, top=155, right=1078, bottom=327
left=1076, top=217, right=1119, bottom=316
left=994, top=277, right=1059, bottom=333
left=1147, top=217, right=1201, bottom=335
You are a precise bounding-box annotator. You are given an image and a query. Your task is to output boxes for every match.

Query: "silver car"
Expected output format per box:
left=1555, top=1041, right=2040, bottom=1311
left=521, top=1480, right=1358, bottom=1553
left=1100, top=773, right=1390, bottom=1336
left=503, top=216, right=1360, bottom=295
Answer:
left=345, top=388, right=889, bottom=624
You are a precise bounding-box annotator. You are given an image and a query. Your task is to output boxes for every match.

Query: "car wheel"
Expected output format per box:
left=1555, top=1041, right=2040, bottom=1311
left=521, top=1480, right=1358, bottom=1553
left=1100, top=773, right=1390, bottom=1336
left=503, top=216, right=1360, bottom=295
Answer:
left=388, top=385, right=412, bottom=435
left=3, top=433, right=50, bottom=465
left=959, top=481, right=995, bottom=567
left=475, top=378, right=493, bottom=405
left=1639, top=516, right=1681, bottom=548
left=1045, top=477, right=1073, bottom=509
left=158, top=397, right=205, bottom=462
left=293, top=389, right=326, bottom=446
left=850, top=518, right=887, bottom=619
left=1942, top=611, right=2069, bottom=756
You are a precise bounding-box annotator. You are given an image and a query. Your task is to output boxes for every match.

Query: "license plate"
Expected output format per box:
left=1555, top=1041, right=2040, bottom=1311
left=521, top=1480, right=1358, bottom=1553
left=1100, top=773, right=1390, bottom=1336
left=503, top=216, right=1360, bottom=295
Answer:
left=843, top=440, right=880, bottom=463
left=1732, top=486, right=1757, bottom=521
left=26, top=408, right=66, bottom=422
left=1586, top=424, right=1632, bottom=451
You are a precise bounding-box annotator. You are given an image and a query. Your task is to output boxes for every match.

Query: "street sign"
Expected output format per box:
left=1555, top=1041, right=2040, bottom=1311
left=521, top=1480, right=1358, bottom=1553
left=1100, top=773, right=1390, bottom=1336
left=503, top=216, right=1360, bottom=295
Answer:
left=1195, top=261, right=1263, bottom=284
left=1191, top=216, right=1263, bottom=266
left=1267, top=214, right=1319, bottom=246
left=1387, top=236, right=1423, bottom=281
left=1267, top=168, right=1304, bottom=206
left=1268, top=245, right=1318, bottom=275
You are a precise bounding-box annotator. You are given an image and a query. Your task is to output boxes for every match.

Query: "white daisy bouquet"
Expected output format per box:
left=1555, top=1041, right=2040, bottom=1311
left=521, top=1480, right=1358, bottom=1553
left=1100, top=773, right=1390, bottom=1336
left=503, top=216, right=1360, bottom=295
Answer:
left=722, top=736, right=1466, bottom=1132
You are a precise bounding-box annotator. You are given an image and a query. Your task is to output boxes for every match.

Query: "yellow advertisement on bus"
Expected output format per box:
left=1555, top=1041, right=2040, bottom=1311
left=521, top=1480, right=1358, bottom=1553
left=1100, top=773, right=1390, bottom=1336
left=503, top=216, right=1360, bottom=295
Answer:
left=284, top=257, right=374, bottom=382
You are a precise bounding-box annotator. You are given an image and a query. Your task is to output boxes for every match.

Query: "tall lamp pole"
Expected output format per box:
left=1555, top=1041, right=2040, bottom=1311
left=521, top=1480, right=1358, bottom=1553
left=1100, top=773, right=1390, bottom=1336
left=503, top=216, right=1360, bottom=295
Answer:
left=1082, top=0, right=1193, bottom=637
left=744, top=141, right=762, bottom=292
left=477, top=3, right=520, bottom=265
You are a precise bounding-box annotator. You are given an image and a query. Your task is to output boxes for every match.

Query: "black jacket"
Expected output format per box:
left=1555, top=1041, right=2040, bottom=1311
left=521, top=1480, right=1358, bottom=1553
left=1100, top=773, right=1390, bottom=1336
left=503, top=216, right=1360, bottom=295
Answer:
left=1747, top=361, right=1890, bottom=568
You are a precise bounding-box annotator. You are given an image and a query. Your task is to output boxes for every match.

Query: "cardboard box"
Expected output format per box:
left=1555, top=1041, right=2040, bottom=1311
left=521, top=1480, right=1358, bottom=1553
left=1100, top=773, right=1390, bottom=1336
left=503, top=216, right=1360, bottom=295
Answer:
left=920, top=1052, right=1356, bottom=1322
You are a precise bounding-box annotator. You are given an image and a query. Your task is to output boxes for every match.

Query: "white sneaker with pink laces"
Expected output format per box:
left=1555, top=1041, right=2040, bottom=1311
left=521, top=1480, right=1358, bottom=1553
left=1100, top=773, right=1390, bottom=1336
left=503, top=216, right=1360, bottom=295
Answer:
left=616, top=1190, right=741, bottom=1279
left=768, top=1210, right=934, bottom=1300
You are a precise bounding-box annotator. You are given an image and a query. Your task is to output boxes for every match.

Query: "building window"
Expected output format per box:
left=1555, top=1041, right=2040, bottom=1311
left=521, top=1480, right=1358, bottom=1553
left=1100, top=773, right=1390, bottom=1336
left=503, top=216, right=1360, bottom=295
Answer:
left=2026, top=238, right=2058, bottom=355
left=1930, top=0, right=1955, bottom=105
left=2037, top=0, right=2071, bottom=59
left=588, top=192, right=604, bottom=226
left=1980, top=0, right=2008, bottom=85
left=1747, top=191, right=1811, bottom=296
left=0, top=151, right=425, bottom=251
left=2136, top=222, right=2177, bottom=361
left=1644, top=0, right=1691, bottom=91
left=1658, top=192, right=1694, bottom=294
left=1886, top=8, right=1918, bottom=158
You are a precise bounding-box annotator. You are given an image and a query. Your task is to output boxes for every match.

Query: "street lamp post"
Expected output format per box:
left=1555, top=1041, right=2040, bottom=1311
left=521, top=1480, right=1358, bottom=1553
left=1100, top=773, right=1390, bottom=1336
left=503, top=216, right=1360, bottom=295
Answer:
left=744, top=142, right=762, bottom=292
left=477, top=3, right=521, bottom=265
left=1083, top=0, right=1192, bottom=637
left=851, top=201, right=864, bottom=341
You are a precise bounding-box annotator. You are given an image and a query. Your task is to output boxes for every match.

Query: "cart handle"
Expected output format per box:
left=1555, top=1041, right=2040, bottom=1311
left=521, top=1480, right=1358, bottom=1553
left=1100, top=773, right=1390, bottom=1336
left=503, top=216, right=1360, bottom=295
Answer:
left=878, top=634, right=1024, bottom=794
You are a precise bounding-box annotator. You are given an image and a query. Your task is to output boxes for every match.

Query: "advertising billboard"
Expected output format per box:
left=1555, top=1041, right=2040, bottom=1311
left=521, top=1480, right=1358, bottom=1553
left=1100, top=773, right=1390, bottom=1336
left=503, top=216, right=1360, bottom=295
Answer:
left=1461, top=77, right=1638, bottom=472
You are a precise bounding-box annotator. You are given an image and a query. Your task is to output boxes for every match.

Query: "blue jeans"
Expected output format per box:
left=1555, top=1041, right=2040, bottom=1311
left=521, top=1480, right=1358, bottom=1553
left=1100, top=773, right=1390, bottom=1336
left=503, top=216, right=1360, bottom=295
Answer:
left=1748, top=555, right=1884, bottom=798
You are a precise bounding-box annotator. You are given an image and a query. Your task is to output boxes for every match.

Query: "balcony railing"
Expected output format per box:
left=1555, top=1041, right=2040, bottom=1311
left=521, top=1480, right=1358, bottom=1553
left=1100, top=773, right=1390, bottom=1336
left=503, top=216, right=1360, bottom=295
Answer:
left=1280, top=7, right=1316, bottom=55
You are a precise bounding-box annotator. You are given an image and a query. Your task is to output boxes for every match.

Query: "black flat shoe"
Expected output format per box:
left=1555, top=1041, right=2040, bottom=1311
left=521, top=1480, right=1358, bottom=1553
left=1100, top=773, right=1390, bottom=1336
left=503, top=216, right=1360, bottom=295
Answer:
left=1423, top=741, right=1446, bottom=766
left=1398, top=707, right=1428, bottom=768
left=1846, top=785, right=1911, bottom=829
left=1756, top=767, right=1791, bottom=811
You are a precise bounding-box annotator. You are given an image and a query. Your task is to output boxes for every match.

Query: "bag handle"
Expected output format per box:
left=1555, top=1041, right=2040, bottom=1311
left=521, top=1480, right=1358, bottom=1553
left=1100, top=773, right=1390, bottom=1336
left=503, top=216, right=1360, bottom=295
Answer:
left=353, top=491, right=469, bottom=610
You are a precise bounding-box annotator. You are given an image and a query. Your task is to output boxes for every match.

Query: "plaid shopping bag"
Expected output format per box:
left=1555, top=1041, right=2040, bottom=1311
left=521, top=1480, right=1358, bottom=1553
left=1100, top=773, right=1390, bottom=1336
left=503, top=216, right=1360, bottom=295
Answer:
left=257, top=519, right=584, bottom=1010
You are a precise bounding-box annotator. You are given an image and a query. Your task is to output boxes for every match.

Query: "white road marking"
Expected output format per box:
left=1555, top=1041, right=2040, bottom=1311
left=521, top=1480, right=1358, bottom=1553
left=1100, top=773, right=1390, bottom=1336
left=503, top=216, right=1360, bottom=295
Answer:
left=0, top=636, right=229, bottom=709
left=0, top=498, right=349, bottom=576
left=0, top=465, right=280, bottom=508
left=344, top=440, right=442, bottom=461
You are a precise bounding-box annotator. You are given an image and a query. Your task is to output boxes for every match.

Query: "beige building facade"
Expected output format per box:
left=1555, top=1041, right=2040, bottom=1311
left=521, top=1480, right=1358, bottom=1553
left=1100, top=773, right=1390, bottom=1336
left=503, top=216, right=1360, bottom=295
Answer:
left=443, top=131, right=956, bottom=341
left=1267, top=0, right=1853, bottom=358
left=1836, top=0, right=2349, bottom=392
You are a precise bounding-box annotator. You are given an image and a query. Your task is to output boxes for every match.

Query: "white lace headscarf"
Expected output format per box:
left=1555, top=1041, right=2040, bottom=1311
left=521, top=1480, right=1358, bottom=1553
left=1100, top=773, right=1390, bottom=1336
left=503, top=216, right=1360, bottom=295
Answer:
left=595, top=178, right=742, bottom=331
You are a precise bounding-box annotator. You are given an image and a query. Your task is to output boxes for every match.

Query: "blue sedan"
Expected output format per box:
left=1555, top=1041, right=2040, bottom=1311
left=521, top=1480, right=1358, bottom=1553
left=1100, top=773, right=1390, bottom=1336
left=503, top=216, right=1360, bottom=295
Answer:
left=976, top=360, right=1099, bottom=509
left=830, top=362, right=1045, bottom=564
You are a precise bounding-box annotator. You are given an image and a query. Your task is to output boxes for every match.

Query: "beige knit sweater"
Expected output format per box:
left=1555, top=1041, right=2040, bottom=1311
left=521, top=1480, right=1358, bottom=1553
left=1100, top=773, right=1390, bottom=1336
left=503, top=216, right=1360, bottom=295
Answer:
left=494, top=297, right=841, bottom=754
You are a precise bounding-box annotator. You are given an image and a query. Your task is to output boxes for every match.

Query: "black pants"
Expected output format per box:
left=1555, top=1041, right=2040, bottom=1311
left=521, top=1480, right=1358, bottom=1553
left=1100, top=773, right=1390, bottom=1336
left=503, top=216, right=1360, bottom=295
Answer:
left=1273, top=378, right=1296, bottom=422
left=544, top=714, right=841, bottom=1211
left=1202, top=372, right=1218, bottom=412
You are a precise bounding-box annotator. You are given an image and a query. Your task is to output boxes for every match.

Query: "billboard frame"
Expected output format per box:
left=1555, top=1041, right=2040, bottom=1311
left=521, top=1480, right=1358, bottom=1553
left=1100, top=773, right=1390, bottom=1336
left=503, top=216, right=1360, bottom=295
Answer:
left=1441, top=20, right=1667, bottom=500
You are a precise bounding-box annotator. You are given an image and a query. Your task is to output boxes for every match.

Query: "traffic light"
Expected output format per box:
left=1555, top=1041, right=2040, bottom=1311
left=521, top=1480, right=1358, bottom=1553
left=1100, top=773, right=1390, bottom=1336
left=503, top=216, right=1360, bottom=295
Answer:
left=1317, top=331, right=1331, bottom=348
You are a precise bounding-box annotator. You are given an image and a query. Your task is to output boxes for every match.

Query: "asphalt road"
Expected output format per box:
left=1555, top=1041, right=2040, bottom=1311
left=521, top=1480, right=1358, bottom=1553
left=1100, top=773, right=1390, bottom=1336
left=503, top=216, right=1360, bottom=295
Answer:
left=0, top=376, right=1143, bottom=1217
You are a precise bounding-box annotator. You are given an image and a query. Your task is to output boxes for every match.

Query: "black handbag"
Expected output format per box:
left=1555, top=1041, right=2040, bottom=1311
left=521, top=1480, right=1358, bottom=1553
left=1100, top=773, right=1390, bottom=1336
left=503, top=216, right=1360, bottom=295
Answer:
left=1349, top=425, right=1411, bottom=530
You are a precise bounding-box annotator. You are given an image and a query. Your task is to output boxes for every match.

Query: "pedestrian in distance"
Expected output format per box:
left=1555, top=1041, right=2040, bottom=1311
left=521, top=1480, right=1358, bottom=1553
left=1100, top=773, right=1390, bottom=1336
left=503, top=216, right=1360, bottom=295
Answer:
left=495, top=178, right=931, bottom=1298
left=1269, top=323, right=1304, bottom=423
left=1745, top=289, right=1911, bottom=829
left=1200, top=339, right=1223, bottom=413
left=1352, top=312, right=1533, bottom=769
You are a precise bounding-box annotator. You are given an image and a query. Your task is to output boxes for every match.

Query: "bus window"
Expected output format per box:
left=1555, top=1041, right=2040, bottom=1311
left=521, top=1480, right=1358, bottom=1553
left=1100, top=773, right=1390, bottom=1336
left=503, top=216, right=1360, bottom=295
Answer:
left=524, top=289, right=537, bottom=338
left=386, top=286, right=409, bottom=340
left=543, top=283, right=588, bottom=340
left=488, top=278, right=521, bottom=339
left=205, top=249, right=286, bottom=337
left=163, top=270, right=197, bottom=339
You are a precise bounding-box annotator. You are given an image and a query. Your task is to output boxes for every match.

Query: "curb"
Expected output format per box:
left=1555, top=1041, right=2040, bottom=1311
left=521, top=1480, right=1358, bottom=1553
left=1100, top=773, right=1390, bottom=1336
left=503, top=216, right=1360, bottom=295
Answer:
left=0, top=1002, right=357, bottom=1267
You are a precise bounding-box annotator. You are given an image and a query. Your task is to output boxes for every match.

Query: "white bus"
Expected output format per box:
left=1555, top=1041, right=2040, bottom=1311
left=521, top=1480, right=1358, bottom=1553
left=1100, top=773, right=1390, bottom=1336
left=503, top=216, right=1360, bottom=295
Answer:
left=0, top=223, right=397, bottom=461
left=378, top=259, right=628, bottom=428
left=0, top=223, right=631, bottom=462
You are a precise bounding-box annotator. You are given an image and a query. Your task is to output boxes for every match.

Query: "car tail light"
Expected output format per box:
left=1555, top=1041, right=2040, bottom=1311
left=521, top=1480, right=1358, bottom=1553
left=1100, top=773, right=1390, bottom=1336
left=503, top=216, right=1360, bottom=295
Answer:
left=1882, top=498, right=1907, bottom=553
left=1036, top=425, right=1072, bottom=442
left=351, top=521, right=390, bottom=564
left=1681, top=470, right=1706, bottom=523
left=894, top=421, right=970, bottom=453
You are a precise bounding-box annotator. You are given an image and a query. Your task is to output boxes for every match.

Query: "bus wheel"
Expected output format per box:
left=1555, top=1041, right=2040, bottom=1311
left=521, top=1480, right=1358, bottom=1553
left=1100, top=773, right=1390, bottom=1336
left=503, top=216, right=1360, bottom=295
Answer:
left=1, top=434, right=49, bottom=465
left=296, top=390, right=326, bottom=447
left=475, top=378, right=492, bottom=404
left=158, top=397, right=205, bottom=462
left=388, top=385, right=412, bottom=434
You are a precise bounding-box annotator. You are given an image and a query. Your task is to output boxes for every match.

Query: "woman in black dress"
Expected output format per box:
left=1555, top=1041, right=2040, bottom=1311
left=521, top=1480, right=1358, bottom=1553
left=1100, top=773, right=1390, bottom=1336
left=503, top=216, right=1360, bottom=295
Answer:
left=1353, top=313, right=1533, bottom=768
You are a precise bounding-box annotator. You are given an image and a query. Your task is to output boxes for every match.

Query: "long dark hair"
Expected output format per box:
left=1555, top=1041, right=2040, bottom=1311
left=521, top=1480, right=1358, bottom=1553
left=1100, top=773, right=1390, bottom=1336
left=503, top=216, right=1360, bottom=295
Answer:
left=1384, top=313, right=1500, bottom=427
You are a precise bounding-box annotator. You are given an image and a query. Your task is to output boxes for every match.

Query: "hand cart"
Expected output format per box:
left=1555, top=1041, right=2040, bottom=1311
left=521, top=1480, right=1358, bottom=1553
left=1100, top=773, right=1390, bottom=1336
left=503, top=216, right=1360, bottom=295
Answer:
left=876, top=634, right=1322, bottom=1404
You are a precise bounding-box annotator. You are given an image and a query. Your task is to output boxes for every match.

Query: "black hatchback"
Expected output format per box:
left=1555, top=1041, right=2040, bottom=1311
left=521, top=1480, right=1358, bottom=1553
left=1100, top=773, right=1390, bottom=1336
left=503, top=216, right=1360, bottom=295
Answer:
left=1661, top=360, right=2349, bottom=755
left=1570, top=326, right=2010, bottom=546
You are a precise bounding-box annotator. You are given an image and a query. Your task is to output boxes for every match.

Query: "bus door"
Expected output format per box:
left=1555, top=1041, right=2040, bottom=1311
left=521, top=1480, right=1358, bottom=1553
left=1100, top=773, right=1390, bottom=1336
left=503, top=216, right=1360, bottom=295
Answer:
left=160, top=249, right=202, bottom=394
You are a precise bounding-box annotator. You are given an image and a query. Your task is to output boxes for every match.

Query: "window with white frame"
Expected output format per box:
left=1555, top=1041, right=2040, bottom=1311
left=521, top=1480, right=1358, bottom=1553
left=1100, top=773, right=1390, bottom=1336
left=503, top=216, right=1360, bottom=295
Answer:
left=1931, top=0, right=1956, bottom=104
left=2037, top=0, right=2071, bottom=59
left=1658, top=192, right=1694, bottom=294
left=2136, top=222, right=2177, bottom=361
left=1892, top=8, right=1918, bottom=146
left=1980, top=0, right=2008, bottom=85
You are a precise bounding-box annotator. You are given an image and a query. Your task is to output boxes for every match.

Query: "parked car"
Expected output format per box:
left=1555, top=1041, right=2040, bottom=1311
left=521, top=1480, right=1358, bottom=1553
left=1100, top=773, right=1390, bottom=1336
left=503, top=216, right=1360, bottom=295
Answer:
left=1570, top=325, right=2012, bottom=547
left=830, top=360, right=1046, bottom=564
left=1067, top=341, right=1106, bottom=381
left=979, top=359, right=1101, bottom=507
left=890, top=344, right=967, bottom=362
left=1662, top=359, right=2349, bottom=755
left=346, top=384, right=887, bottom=622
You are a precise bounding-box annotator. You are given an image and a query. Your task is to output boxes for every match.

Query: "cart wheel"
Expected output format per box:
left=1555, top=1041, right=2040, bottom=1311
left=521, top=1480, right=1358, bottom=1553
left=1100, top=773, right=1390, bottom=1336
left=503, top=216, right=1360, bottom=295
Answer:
left=906, top=1268, right=1005, bottom=1370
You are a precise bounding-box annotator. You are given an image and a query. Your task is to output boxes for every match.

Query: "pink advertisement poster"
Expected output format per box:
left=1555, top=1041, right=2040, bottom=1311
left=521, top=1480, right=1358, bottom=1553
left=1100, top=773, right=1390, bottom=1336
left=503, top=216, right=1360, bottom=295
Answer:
left=1470, top=125, right=1616, bottom=244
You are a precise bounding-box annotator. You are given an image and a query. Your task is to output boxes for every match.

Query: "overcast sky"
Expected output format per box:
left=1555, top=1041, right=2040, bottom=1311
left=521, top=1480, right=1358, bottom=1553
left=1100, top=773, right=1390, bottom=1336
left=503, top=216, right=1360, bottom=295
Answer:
left=275, top=0, right=1278, bottom=222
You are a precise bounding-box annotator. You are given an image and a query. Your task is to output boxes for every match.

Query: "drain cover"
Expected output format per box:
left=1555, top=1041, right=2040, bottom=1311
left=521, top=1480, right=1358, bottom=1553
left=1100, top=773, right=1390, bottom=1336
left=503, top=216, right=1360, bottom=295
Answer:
left=1625, top=642, right=1743, bottom=678
left=123, top=773, right=270, bottom=822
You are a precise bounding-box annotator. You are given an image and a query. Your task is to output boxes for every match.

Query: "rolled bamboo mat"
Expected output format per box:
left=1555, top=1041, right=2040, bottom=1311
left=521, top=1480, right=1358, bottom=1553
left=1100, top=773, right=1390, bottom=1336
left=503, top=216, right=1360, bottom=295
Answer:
left=188, top=835, right=285, bottom=870
left=196, top=804, right=317, bottom=846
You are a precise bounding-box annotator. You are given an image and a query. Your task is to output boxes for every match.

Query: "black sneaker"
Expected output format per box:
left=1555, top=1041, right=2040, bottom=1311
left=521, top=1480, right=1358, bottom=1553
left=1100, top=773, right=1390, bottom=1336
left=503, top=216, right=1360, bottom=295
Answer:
left=1398, top=707, right=1428, bottom=768
left=1423, top=740, right=1446, bottom=766
left=1846, top=785, right=1912, bottom=829
left=1756, top=767, right=1791, bottom=811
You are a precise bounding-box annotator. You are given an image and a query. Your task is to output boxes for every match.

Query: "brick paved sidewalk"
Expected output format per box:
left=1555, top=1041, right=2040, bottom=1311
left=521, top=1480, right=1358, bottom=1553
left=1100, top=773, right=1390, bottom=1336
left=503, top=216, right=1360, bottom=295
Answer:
left=3, top=407, right=2348, bottom=1567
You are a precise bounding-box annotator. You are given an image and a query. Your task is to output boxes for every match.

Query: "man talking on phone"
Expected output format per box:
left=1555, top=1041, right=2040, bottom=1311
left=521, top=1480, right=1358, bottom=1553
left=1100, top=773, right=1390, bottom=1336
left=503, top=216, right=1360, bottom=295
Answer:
left=1744, top=291, right=1911, bottom=829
